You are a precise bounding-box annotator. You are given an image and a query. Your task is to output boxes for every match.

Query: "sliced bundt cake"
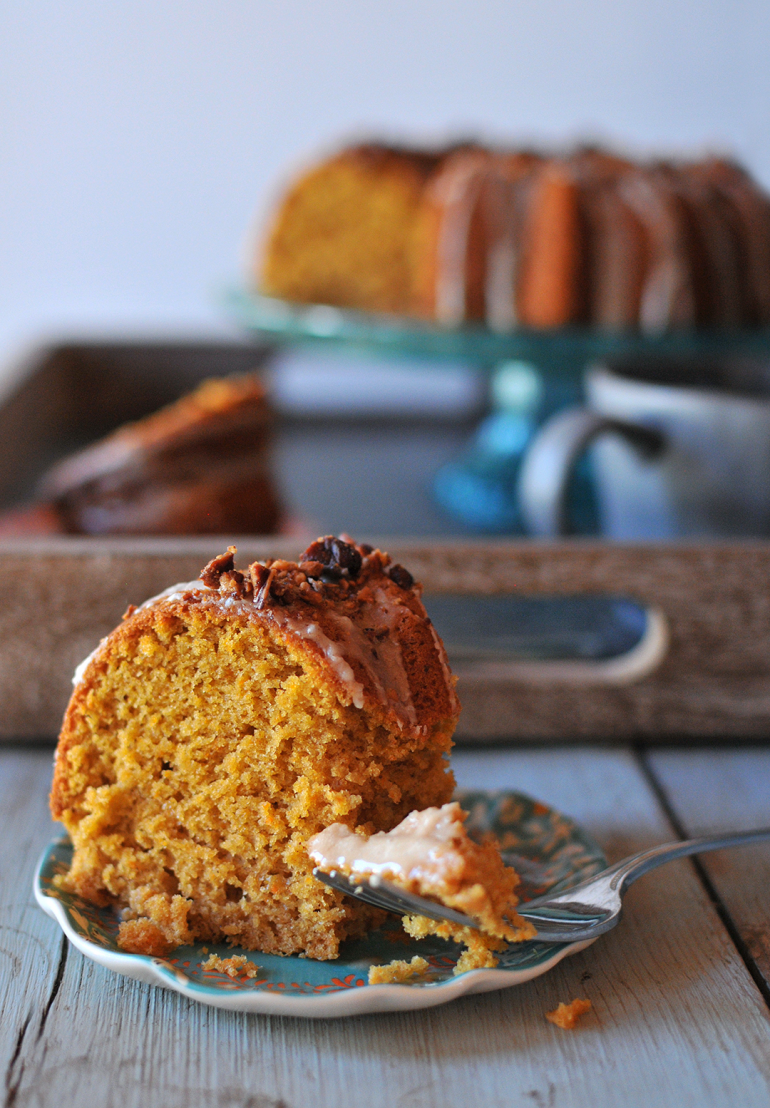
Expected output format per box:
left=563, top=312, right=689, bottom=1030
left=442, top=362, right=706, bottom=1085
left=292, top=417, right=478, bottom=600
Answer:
left=50, top=537, right=460, bottom=959
left=257, top=139, right=770, bottom=331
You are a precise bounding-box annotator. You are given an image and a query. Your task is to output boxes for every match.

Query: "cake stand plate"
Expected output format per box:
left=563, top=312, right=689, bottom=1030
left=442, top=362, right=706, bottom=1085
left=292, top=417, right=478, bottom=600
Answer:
left=225, top=289, right=770, bottom=372
left=35, top=790, right=606, bottom=1018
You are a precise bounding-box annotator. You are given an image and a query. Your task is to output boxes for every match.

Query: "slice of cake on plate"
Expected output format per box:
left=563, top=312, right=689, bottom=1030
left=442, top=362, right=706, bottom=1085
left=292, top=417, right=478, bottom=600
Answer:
left=50, top=538, right=460, bottom=960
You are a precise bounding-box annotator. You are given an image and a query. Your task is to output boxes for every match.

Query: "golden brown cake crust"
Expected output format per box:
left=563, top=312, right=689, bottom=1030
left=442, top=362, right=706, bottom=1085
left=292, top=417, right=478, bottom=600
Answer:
left=50, top=538, right=460, bottom=960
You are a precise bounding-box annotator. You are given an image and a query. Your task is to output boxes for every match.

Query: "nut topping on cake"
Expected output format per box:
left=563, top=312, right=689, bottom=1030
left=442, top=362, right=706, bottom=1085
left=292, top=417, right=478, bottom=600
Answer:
left=198, top=538, right=416, bottom=613
left=200, top=546, right=237, bottom=589
left=388, top=564, right=414, bottom=590
left=300, top=536, right=363, bottom=579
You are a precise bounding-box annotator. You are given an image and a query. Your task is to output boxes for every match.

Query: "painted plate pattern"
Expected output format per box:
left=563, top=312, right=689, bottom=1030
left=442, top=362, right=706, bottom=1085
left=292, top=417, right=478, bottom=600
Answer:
left=34, top=789, right=606, bottom=1018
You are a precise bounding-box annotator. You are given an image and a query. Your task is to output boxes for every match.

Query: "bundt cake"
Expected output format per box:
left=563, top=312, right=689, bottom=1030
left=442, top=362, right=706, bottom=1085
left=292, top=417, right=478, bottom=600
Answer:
left=0, top=374, right=281, bottom=537
left=257, top=140, right=770, bottom=331
left=50, top=537, right=461, bottom=960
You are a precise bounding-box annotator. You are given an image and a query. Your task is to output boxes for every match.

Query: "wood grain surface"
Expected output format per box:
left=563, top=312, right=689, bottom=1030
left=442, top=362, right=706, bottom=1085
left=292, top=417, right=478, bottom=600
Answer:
left=2, top=538, right=770, bottom=741
left=2, top=746, right=770, bottom=1108
left=648, top=747, right=770, bottom=1000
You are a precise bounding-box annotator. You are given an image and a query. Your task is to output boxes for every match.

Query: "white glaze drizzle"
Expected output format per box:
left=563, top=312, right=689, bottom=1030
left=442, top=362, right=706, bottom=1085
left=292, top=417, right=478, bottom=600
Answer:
left=483, top=170, right=522, bottom=331
left=434, top=157, right=489, bottom=325
left=72, top=644, right=102, bottom=687
left=269, top=607, right=365, bottom=709
left=70, top=576, right=435, bottom=736
left=426, top=618, right=461, bottom=716
left=71, top=580, right=209, bottom=689
left=136, top=580, right=207, bottom=610
left=361, top=587, right=418, bottom=727
left=618, top=172, right=694, bottom=332
left=308, top=802, right=466, bottom=883
left=269, top=595, right=419, bottom=729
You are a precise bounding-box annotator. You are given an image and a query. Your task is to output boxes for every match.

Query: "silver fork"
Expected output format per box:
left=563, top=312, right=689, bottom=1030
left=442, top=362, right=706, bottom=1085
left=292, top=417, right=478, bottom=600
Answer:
left=313, top=826, right=770, bottom=943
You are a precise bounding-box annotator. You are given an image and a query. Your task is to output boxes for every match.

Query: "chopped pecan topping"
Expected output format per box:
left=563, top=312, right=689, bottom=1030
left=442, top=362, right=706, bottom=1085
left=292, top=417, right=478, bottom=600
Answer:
left=299, top=584, right=323, bottom=606
left=388, top=564, right=413, bottom=590
left=300, top=536, right=362, bottom=579
left=249, top=562, right=270, bottom=593
left=194, top=536, right=416, bottom=614
left=298, top=560, right=326, bottom=578
left=364, top=548, right=390, bottom=573
left=219, top=569, right=253, bottom=600
left=254, top=565, right=277, bottom=609
left=200, top=546, right=237, bottom=589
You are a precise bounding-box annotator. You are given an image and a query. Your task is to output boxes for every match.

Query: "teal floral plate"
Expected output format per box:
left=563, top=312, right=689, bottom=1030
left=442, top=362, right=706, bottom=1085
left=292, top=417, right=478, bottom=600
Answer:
left=34, top=790, right=605, bottom=1018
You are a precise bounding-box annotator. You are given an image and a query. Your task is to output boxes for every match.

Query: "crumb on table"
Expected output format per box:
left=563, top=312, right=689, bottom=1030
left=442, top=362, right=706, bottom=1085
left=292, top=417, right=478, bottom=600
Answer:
left=203, top=953, right=260, bottom=978
left=368, top=955, right=430, bottom=985
left=546, top=998, right=592, bottom=1029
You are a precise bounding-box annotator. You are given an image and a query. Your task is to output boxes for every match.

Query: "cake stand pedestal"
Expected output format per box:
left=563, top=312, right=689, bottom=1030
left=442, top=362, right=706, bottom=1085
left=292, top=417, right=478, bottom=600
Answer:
left=226, top=290, right=770, bottom=535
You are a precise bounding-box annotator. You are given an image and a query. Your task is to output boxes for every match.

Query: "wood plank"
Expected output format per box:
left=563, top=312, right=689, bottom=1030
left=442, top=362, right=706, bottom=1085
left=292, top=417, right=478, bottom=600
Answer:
left=4, top=538, right=770, bottom=741
left=0, top=751, right=64, bottom=1096
left=5, top=747, right=770, bottom=1108
left=646, top=746, right=770, bottom=998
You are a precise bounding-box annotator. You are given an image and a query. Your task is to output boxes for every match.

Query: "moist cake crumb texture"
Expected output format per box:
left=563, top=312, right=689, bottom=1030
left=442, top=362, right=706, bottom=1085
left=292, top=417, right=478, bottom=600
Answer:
left=368, top=955, right=429, bottom=985
left=203, top=954, right=261, bottom=979
left=50, top=537, right=460, bottom=961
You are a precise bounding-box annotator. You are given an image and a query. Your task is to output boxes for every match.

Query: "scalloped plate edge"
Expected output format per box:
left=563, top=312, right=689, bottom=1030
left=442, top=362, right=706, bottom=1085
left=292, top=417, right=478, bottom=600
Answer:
left=34, top=868, right=595, bottom=1018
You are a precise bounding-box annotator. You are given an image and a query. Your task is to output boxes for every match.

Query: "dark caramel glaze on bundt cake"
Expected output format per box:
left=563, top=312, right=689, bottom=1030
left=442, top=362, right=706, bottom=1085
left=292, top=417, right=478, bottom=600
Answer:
left=2, top=374, right=282, bottom=537
left=50, top=537, right=460, bottom=960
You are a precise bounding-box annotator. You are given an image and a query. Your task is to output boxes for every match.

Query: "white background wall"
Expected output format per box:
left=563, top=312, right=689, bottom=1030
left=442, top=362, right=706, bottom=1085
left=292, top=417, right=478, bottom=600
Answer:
left=1, top=0, right=768, bottom=374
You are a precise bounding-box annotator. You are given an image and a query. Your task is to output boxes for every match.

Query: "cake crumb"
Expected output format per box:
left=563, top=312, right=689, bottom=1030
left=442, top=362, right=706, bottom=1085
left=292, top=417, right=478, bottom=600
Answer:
left=403, top=914, right=511, bottom=974
left=369, top=955, right=430, bottom=985
left=203, top=954, right=260, bottom=978
left=118, top=918, right=173, bottom=957
left=546, top=998, right=592, bottom=1029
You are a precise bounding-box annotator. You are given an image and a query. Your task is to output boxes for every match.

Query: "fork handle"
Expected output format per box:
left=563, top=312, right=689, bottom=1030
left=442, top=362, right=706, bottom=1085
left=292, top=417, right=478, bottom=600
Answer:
left=607, top=826, right=770, bottom=891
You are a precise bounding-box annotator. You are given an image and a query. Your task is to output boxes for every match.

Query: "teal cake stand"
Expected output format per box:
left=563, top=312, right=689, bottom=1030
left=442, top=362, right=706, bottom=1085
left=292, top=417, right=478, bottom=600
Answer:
left=226, top=290, right=770, bottom=534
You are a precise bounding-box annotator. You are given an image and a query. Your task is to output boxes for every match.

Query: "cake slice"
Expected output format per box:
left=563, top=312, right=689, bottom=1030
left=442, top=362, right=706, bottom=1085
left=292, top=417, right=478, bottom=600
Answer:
left=50, top=538, right=460, bottom=960
left=309, top=800, right=535, bottom=976
left=260, top=143, right=446, bottom=315
left=36, top=374, right=281, bottom=535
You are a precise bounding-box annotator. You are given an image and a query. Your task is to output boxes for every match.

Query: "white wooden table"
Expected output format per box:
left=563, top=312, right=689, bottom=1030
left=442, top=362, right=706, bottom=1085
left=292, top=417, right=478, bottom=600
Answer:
left=2, top=744, right=769, bottom=1108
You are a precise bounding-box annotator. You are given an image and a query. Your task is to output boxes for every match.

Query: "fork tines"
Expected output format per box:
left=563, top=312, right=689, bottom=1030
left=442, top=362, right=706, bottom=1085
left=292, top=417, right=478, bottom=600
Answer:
left=313, top=867, right=478, bottom=929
